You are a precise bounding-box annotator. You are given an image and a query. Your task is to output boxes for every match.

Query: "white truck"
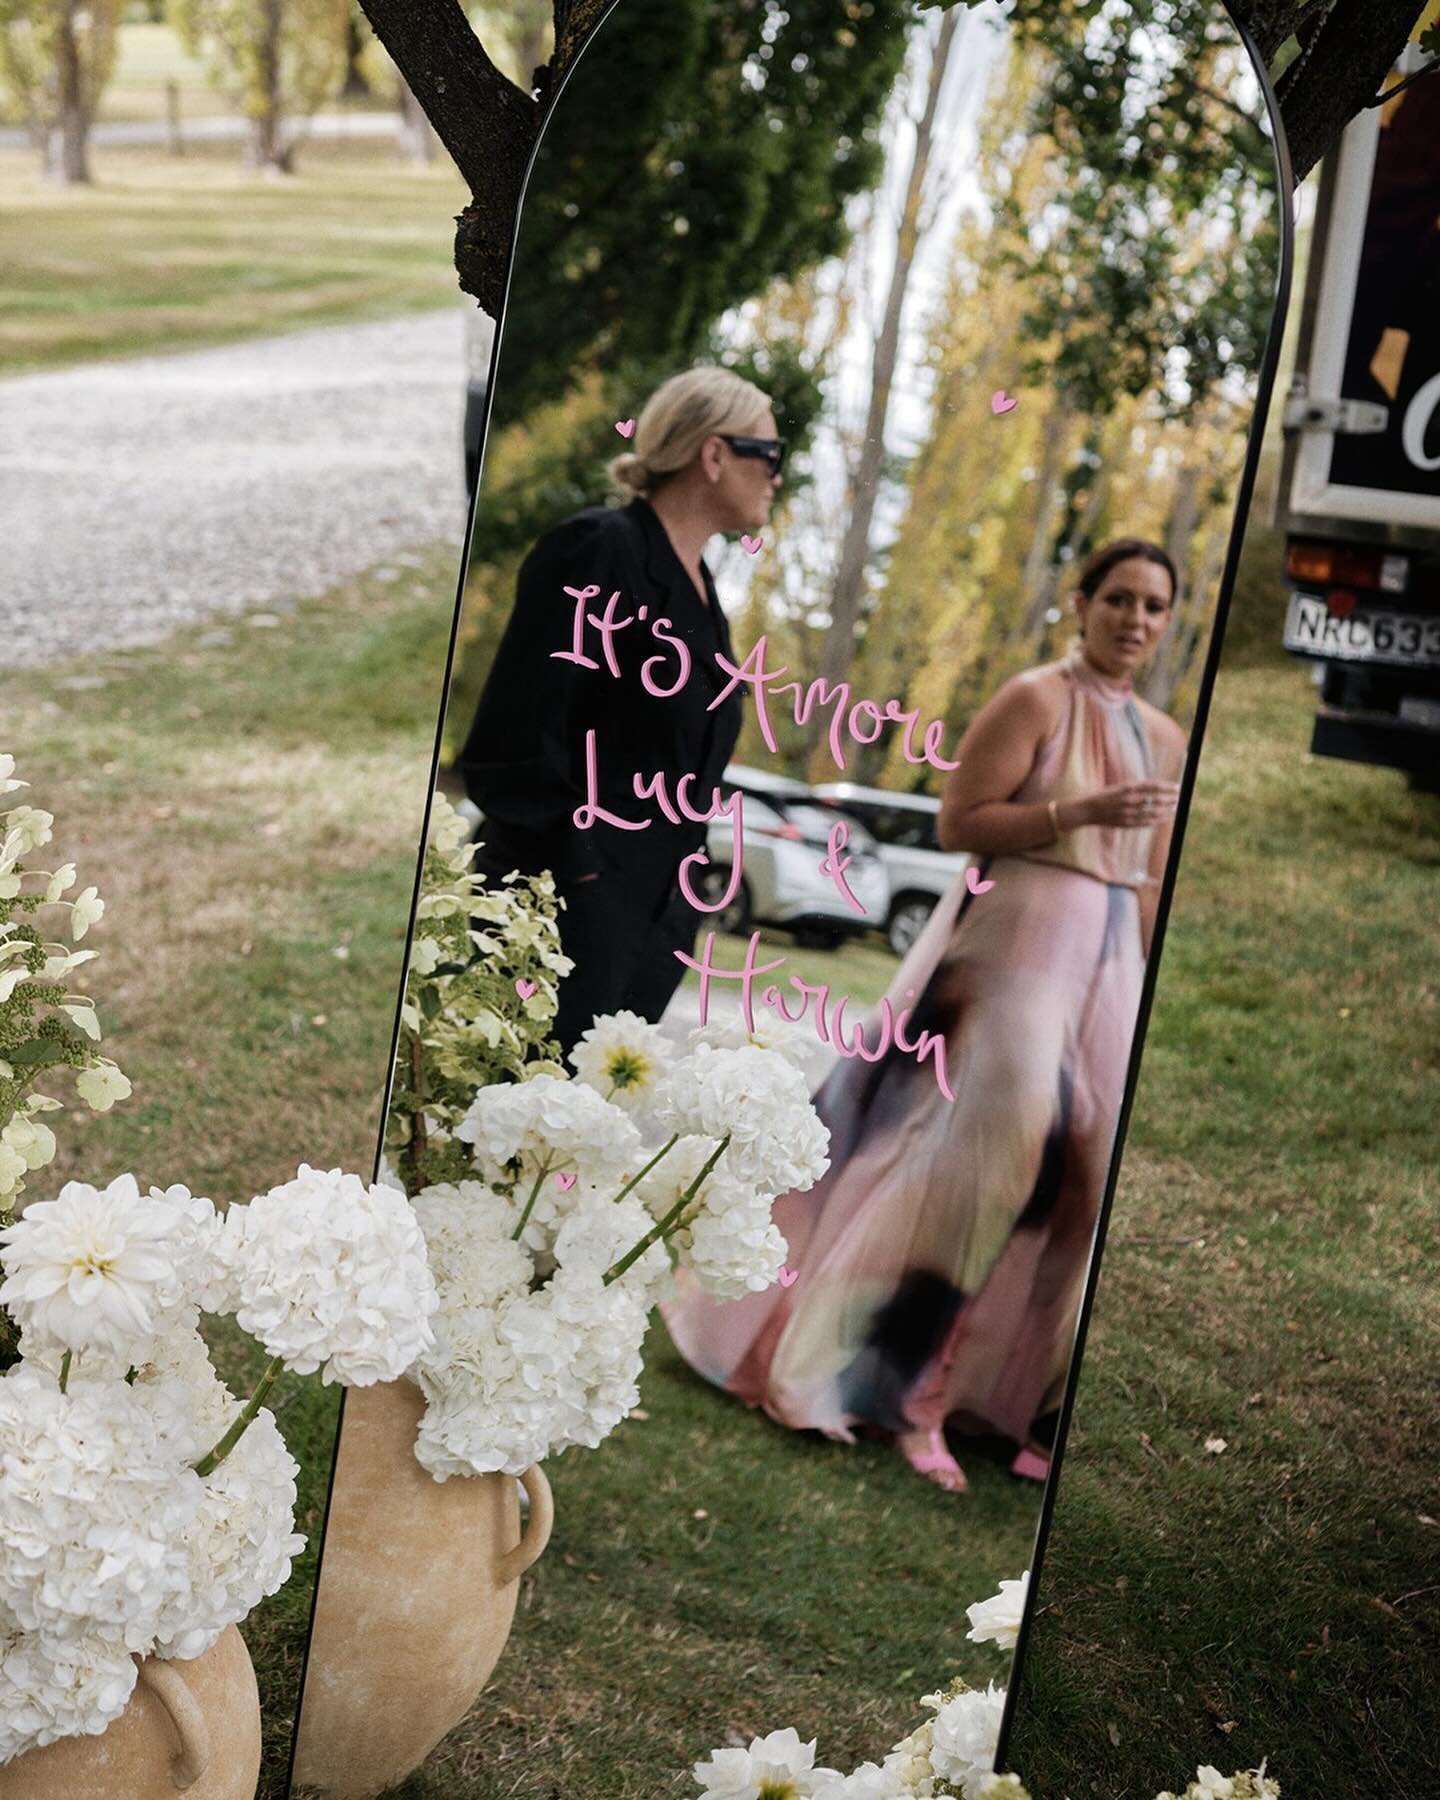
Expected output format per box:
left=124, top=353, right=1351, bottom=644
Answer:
left=1278, top=44, right=1440, bottom=789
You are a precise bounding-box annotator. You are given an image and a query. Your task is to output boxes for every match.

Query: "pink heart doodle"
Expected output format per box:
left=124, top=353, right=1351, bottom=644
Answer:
left=615, top=418, right=636, bottom=438
left=778, top=1266, right=799, bottom=1288
left=740, top=535, right=764, bottom=556
left=966, top=866, right=995, bottom=896
left=514, top=978, right=537, bottom=1000
left=554, top=1172, right=578, bottom=1191
left=991, top=390, right=1018, bottom=415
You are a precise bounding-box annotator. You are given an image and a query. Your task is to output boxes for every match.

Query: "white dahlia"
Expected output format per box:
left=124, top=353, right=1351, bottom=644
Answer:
left=694, top=1727, right=839, bottom=1798
left=0, top=1175, right=214, bottom=1373
left=926, top=1683, right=1007, bottom=1798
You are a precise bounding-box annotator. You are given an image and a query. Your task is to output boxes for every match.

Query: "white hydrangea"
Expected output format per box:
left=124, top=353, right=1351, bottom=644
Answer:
left=455, top=1074, right=643, bottom=1188
left=569, top=1010, right=672, bottom=1115
left=409, top=1185, right=657, bottom=1479
left=74, top=1060, right=131, bottom=1113
left=213, top=1165, right=438, bottom=1385
left=926, top=1684, right=1007, bottom=1798
left=152, top=1405, right=303, bottom=1662
left=0, top=1174, right=207, bottom=1372
left=694, top=1728, right=839, bottom=1798
left=639, top=1135, right=787, bottom=1299
left=0, top=1364, right=203, bottom=1654
left=0, top=1116, right=56, bottom=1173
left=685, top=1189, right=789, bottom=1299
left=881, top=1723, right=940, bottom=1797
left=688, top=1014, right=827, bottom=1078
left=654, top=1045, right=830, bottom=1197
left=123, top=1331, right=305, bottom=1664
left=551, top=1189, right=671, bottom=1303
left=0, top=1614, right=138, bottom=1763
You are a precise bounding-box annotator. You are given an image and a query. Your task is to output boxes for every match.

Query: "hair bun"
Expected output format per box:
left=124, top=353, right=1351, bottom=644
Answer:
left=607, top=450, right=650, bottom=497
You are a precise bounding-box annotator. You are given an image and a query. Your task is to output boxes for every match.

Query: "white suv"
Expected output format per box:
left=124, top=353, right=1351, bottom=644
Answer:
left=811, top=783, right=970, bottom=956
left=702, top=765, right=890, bottom=949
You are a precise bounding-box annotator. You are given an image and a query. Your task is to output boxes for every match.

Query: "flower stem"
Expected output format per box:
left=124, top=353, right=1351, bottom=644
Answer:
left=609, top=1133, right=680, bottom=1207
left=603, top=1134, right=731, bottom=1286
left=193, top=1354, right=284, bottom=1477
left=511, top=1158, right=554, bottom=1241
left=58, top=1349, right=72, bottom=1393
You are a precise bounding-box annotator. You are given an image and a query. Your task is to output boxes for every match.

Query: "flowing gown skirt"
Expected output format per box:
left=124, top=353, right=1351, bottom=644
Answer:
left=662, top=854, right=1145, bottom=1446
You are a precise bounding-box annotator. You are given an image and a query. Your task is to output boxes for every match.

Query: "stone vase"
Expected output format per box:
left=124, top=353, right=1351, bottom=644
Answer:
left=290, top=1376, right=553, bottom=1799
left=0, top=1624, right=261, bottom=1799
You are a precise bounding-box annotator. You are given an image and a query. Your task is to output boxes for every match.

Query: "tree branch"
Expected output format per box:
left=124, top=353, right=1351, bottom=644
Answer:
left=449, top=0, right=613, bottom=314
left=358, top=0, right=540, bottom=312
left=1271, top=0, right=1429, bottom=180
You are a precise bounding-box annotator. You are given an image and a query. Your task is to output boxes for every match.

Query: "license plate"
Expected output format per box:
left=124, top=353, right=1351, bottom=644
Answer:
left=1283, top=592, right=1440, bottom=667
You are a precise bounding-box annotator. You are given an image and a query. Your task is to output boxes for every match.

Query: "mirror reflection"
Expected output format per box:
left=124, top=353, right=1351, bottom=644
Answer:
left=295, top=1, right=1284, bottom=1793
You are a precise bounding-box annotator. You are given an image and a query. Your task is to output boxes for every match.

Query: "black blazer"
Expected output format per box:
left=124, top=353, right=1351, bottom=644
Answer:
left=458, top=498, right=744, bottom=883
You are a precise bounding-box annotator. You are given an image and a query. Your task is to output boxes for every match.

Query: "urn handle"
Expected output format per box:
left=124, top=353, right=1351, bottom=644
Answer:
left=136, top=1655, right=211, bottom=1791
left=497, top=1462, right=554, bottom=1586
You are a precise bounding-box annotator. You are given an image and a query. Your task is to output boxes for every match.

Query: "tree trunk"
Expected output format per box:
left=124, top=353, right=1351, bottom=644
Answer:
left=246, top=0, right=293, bottom=175
left=342, top=10, right=372, bottom=97
left=1007, top=395, right=1076, bottom=646
left=397, top=78, right=437, bottom=166
left=46, top=0, right=92, bottom=186
left=814, top=10, right=962, bottom=711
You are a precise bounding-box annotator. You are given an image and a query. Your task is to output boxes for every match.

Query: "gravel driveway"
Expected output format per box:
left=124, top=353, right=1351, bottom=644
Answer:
left=1, top=309, right=470, bottom=669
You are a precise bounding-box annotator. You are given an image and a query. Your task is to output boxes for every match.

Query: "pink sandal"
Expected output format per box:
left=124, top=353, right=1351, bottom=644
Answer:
left=1010, top=1446, right=1050, bottom=1483
left=900, top=1428, right=968, bottom=1494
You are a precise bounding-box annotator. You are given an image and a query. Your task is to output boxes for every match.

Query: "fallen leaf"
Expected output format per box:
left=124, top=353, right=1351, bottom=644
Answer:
left=1106, top=1723, right=1121, bottom=1748
left=1204, top=1436, right=1228, bottom=1455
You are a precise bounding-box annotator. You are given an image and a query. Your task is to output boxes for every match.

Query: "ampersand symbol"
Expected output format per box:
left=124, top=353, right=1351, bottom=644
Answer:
left=818, top=819, right=866, bottom=916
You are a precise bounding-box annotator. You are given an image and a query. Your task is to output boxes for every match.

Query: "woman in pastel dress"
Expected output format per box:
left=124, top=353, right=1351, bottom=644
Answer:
left=663, top=539, right=1187, bottom=1492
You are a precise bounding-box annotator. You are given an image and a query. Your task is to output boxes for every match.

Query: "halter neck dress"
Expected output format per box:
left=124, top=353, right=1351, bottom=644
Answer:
left=663, top=652, right=1172, bottom=1448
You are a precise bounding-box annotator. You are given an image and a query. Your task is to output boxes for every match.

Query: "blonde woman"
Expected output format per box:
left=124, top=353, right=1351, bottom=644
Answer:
left=458, top=366, right=784, bottom=1052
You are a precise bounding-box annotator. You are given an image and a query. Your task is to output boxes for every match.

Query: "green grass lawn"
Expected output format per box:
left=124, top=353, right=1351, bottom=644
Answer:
left=1003, top=637, right=1440, bottom=1793
left=377, top=1329, right=1035, bottom=1800
left=9, top=473, right=1435, bottom=1797
left=0, top=136, right=467, bottom=374
left=2, top=550, right=462, bottom=1796
left=101, top=20, right=218, bottom=124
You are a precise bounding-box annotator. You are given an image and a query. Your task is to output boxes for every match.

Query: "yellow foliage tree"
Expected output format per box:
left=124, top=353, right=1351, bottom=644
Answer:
left=0, top=0, right=120, bottom=184
left=168, top=0, right=349, bottom=172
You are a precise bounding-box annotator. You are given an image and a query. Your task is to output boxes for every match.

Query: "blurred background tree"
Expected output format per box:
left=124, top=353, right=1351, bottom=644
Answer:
left=168, top=0, right=349, bottom=171
left=0, top=0, right=121, bottom=183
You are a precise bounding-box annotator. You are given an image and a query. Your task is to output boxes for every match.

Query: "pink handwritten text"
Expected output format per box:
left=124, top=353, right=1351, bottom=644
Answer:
left=677, top=930, right=957, bottom=1100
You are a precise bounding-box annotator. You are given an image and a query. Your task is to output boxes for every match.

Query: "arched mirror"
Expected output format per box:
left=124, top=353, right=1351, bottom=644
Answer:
left=292, top=3, right=1290, bottom=1794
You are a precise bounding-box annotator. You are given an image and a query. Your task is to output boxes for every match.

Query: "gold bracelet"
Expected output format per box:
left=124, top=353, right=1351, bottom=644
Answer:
left=1047, top=799, right=1062, bottom=842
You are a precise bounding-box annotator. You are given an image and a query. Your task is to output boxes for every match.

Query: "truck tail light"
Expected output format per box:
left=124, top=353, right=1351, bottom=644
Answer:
left=1285, top=541, right=1410, bottom=593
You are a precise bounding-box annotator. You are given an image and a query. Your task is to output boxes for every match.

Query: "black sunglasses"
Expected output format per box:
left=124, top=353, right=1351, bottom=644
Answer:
left=718, top=434, right=787, bottom=476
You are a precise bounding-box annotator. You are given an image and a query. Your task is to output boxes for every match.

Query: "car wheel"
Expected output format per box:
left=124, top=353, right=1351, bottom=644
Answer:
left=887, top=896, right=933, bottom=957
left=793, top=926, right=845, bottom=951
left=698, top=866, right=751, bottom=936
